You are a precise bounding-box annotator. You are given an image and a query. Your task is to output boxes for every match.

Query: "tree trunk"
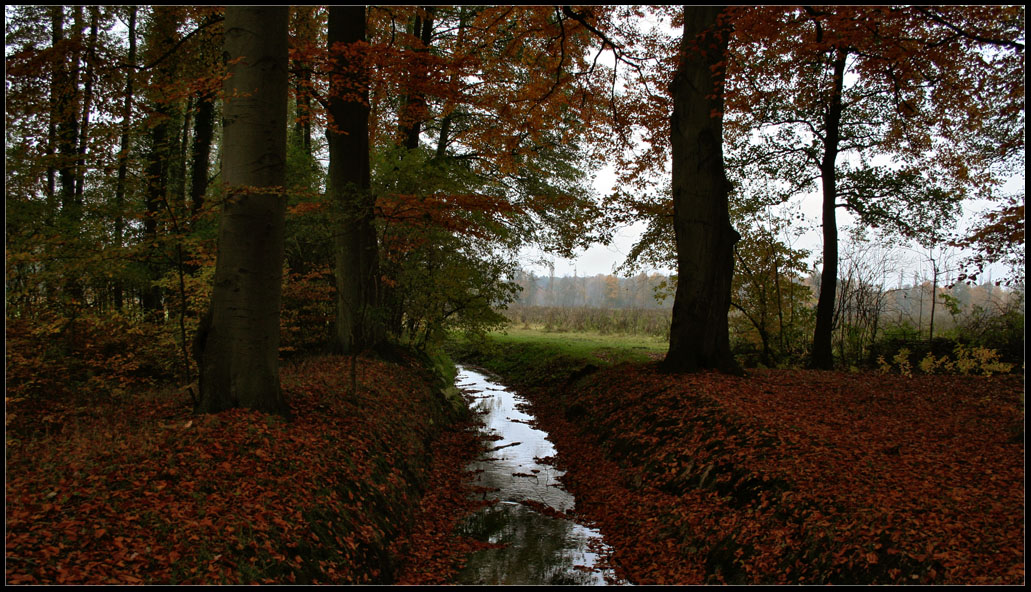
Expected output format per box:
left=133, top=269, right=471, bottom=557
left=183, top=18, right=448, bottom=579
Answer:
left=141, top=107, right=170, bottom=315
left=55, top=6, right=82, bottom=219
left=47, top=6, right=62, bottom=213
left=141, top=7, right=181, bottom=317
left=74, top=7, right=100, bottom=204
left=174, top=96, right=193, bottom=213
left=291, top=6, right=316, bottom=155
left=196, top=6, right=290, bottom=416
left=436, top=7, right=467, bottom=161
left=929, top=263, right=939, bottom=342
left=327, top=6, right=386, bottom=354
left=113, top=5, right=137, bottom=310
left=51, top=6, right=86, bottom=303
left=661, top=6, right=741, bottom=375
left=398, top=7, right=435, bottom=150
left=189, top=93, right=215, bottom=220
left=810, top=49, right=847, bottom=370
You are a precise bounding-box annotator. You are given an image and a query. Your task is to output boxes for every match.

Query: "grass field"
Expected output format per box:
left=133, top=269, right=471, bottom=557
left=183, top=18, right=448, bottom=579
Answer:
left=486, top=325, right=668, bottom=365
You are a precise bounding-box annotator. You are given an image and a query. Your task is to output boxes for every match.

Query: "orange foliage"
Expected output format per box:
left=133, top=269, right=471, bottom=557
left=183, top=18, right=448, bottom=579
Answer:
left=5, top=355, right=481, bottom=584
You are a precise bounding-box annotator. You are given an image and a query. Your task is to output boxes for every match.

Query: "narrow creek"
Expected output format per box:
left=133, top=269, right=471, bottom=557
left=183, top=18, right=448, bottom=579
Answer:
left=452, top=365, right=622, bottom=585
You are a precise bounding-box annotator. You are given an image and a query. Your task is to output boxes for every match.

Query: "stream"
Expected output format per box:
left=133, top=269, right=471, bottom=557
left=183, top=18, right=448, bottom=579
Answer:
left=452, top=365, right=622, bottom=585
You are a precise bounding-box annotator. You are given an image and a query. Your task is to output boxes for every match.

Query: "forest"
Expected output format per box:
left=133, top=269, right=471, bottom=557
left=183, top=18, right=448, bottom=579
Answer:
left=5, top=5, right=1025, bottom=585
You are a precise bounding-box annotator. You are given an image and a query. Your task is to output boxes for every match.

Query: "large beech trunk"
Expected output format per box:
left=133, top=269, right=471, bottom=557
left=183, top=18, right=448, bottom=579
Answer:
left=327, top=6, right=385, bottom=354
left=661, top=6, right=741, bottom=374
left=196, top=7, right=290, bottom=415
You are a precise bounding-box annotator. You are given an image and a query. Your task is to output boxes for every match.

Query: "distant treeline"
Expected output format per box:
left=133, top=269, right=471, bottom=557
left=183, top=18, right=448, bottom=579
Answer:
left=503, top=305, right=672, bottom=337
left=510, top=270, right=672, bottom=310
left=505, top=268, right=1024, bottom=367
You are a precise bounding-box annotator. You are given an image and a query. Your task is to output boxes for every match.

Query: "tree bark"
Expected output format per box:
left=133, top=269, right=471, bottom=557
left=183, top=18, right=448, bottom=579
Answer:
left=661, top=6, right=741, bottom=374
left=435, top=7, right=467, bottom=161
left=327, top=6, right=386, bottom=354
left=810, top=49, right=847, bottom=370
left=113, top=5, right=137, bottom=310
left=291, top=6, right=316, bottom=155
left=51, top=6, right=86, bottom=303
left=189, top=93, right=215, bottom=220
left=56, top=6, right=82, bottom=218
left=74, top=6, right=100, bottom=204
left=141, top=7, right=181, bottom=317
left=398, top=7, right=435, bottom=150
left=51, top=6, right=81, bottom=222
left=196, top=6, right=290, bottom=416
left=47, top=6, right=62, bottom=211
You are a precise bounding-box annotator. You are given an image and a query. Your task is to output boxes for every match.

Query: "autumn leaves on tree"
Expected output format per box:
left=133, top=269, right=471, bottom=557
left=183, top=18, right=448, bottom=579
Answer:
left=721, top=6, right=1024, bottom=369
left=608, top=6, right=1023, bottom=372
left=4, top=6, right=1024, bottom=414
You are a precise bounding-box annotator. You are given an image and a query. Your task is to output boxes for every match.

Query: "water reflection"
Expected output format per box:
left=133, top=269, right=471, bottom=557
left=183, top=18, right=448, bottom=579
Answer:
left=454, top=367, right=620, bottom=586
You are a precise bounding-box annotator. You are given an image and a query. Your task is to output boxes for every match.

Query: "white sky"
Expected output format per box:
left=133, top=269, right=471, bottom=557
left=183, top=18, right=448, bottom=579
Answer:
left=520, top=166, right=1024, bottom=285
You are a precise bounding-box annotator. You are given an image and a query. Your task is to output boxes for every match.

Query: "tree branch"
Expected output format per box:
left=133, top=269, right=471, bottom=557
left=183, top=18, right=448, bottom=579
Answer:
left=913, top=7, right=1024, bottom=52
left=126, top=14, right=225, bottom=72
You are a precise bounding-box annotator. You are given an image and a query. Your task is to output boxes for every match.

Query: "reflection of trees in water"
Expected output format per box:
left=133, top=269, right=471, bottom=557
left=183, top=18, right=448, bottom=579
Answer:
left=455, top=367, right=611, bottom=585
left=455, top=503, right=601, bottom=585
left=474, top=395, right=503, bottom=421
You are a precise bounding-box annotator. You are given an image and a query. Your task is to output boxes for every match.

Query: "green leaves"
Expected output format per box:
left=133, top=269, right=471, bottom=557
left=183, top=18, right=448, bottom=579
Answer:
left=836, top=164, right=962, bottom=244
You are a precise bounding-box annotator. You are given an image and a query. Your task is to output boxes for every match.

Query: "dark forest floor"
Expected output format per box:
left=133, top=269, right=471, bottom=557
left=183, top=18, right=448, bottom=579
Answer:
left=5, top=353, right=490, bottom=585
left=6, top=342, right=1024, bottom=585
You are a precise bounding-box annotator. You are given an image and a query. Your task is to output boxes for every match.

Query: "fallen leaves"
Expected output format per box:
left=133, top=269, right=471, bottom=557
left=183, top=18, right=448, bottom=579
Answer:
left=5, top=354, right=467, bottom=585
left=481, top=356, right=1024, bottom=585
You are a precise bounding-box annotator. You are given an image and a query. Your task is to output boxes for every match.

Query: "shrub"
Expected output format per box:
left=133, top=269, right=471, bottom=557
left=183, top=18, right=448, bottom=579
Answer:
left=950, top=344, right=1015, bottom=377
left=879, top=344, right=1015, bottom=377
left=6, top=311, right=177, bottom=405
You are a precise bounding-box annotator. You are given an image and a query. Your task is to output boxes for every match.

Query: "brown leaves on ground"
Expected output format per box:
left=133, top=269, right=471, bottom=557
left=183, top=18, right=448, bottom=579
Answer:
left=387, top=424, right=500, bottom=585
left=5, top=354, right=480, bottom=585
left=513, top=364, right=1024, bottom=585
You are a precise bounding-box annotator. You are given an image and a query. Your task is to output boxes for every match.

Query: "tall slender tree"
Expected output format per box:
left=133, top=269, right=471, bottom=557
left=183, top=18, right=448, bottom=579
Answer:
left=327, top=6, right=386, bottom=354
left=140, top=6, right=182, bottom=316
left=397, top=6, right=436, bottom=151
left=196, top=6, right=290, bottom=415
left=112, top=5, right=138, bottom=310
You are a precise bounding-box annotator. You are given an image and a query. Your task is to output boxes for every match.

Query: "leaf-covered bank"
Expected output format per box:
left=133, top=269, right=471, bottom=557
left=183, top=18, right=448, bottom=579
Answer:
left=451, top=336, right=1024, bottom=584
left=5, top=352, right=484, bottom=585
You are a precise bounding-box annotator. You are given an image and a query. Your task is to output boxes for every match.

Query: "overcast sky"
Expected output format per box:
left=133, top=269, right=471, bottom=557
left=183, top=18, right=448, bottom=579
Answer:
left=520, top=165, right=1024, bottom=286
